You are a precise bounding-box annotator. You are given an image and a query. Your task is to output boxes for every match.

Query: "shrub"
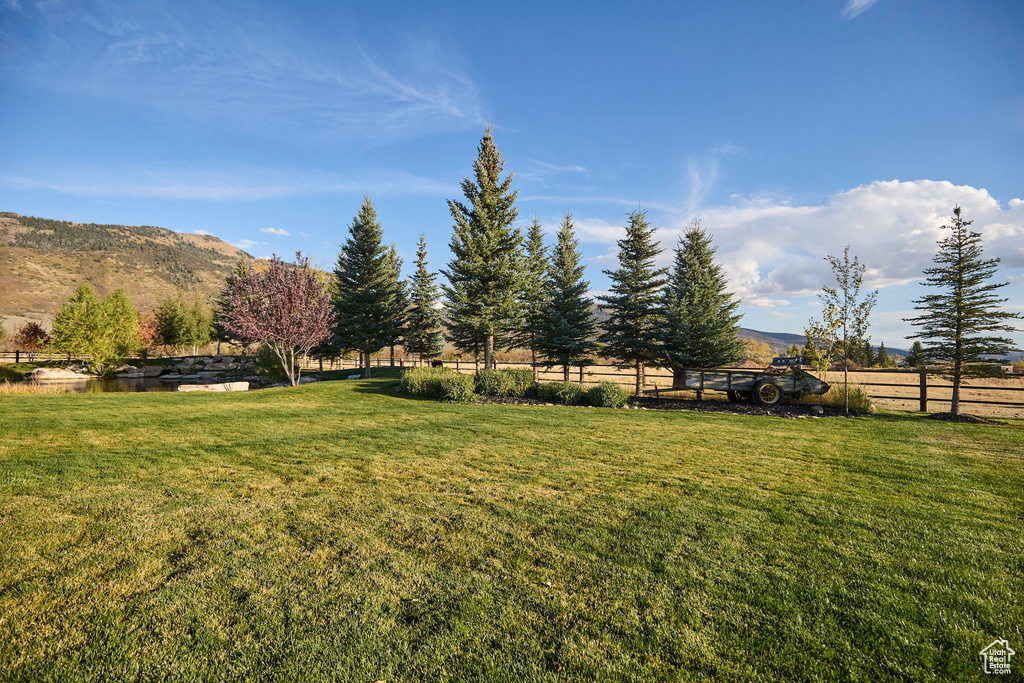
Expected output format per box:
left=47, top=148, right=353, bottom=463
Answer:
left=587, top=381, right=629, bottom=408
left=537, top=381, right=585, bottom=405
left=800, top=384, right=874, bottom=414
left=400, top=366, right=476, bottom=403
left=254, top=344, right=293, bottom=382
left=474, top=368, right=535, bottom=397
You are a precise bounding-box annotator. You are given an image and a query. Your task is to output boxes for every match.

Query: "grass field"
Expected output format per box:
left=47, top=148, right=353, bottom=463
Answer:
left=1, top=370, right=1022, bottom=681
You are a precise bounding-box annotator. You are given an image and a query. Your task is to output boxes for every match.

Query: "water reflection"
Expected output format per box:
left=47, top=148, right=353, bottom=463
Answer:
left=35, top=377, right=177, bottom=393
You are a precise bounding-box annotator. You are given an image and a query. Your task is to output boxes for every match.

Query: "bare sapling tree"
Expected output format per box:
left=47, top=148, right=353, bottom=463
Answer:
left=808, top=246, right=876, bottom=415
left=221, top=252, right=334, bottom=386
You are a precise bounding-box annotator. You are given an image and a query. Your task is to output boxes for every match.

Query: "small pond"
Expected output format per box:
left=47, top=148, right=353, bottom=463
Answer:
left=34, top=377, right=181, bottom=393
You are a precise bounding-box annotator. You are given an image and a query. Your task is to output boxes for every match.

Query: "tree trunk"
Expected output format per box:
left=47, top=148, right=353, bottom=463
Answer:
left=363, top=351, right=372, bottom=379
left=563, top=363, right=570, bottom=382
left=319, top=357, right=323, bottom=373
left=532, top=349, right=537, bottom=381
left=951, top=365, right=961, bottom=416
left=484, top=334, right=494, bottom=370
left=635, top=360, right=643, bottom=396
left=390, top=345, right=395, bottom=367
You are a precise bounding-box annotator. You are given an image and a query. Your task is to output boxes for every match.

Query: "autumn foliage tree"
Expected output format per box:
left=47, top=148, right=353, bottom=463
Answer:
left=13, top=322, right=50, bottom=361
left=220, top=252, right=334, bottom=386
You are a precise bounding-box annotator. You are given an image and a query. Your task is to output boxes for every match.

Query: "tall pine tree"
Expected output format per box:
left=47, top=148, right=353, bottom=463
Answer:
left=536, top=211, right=596, bottom=380
left=385, top=242, right=407, bottom=367
left=660, top=222, right=744, bottom=382
left=904, top=205, right=1021, bottom=415
left=333, top=195, right=405, bottom=378
left=403, top=232, right=445, bottom=361
left=598, top=208, right=668, bottom=395
left=442, top=126, right=522, bottom=369
left=515, top=215, right=550, bottom=377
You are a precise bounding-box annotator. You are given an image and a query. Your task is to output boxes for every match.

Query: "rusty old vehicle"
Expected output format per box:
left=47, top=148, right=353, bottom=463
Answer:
left=665, top=357, right=831, bottom=407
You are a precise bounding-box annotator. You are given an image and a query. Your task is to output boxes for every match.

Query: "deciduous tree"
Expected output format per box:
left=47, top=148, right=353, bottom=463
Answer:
left=598, top=208, right=668, bottom=395
left=808, top=246, right=877, bottom=414
left=13, top=322, right=50, bottom=361
left=222, top=252, right=334, bottom=386
left=904, top=206, right=1021, bottom=415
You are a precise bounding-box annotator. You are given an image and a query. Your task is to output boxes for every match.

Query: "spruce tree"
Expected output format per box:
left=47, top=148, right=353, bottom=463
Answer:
left=598, top=208, right=668, bottom=395
left=876, top=342, right=892, bottom=368
left=536, top=211, right=596, bottom=380
left=385, top=242, right=407, bottom=366
left=442, top=126, right=522, bottom=369
left=403, top=232, right=445, bottom=361
left=515, top=215, right=550, bottom=378
left=660, top=222, right=744, bottom=382
left=333, top=195, right=406, bottom=378
left=904, top=205, right=1021, bottom=415
left=905, top=341, right=926, bottom=369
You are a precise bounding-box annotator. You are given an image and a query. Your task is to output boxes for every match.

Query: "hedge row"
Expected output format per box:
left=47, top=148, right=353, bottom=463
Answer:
left=399, top=366, right=630, bottom=408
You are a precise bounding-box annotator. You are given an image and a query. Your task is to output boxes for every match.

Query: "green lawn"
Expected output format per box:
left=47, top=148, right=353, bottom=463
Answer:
left=1, top=371, right=1021, bottom=681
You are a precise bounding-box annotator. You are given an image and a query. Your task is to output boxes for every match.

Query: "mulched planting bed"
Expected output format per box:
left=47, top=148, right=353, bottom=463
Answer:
left=479, top=395, right=854, bottom=418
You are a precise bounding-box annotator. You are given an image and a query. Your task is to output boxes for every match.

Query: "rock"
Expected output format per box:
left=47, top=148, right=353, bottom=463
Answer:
left=348, top=374, right=361, bottom=379
left=176, top=382, right=250, bottom=392
left=30, top=367, right=96, bottom=380
left=298, top=377, right=318, bottom=384
left=116, top=372, right=146, bottom=379
left=810, top=405, right=824, bottom=416
left=141, top=365, right=165, bottom=377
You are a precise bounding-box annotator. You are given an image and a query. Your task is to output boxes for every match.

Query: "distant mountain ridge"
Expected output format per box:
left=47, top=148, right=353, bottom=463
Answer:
left=0, top=212, right=251, bottom=330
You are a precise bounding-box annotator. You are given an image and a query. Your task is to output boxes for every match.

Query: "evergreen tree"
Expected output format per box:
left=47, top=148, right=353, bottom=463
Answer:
left=536, top=211, right=596, bottom=380
left=213, top=258, right=253, bottom=354
left=385, top=242, right=407, bottom=366
left=403, top=232, right=445, bottom=361
left=515, top=215, right=550, bottom=378
left=904, top=341, right=926, bottom=369
left=659, top=222, right=744, bottom=380
left=598, top=208, right=668, bottom=395
left=862, top=339, right=875, bottom=368
left=333, top=196, right=406, bottom=378
left=876, top=342, right=893, bottom=368
left=904, top=205, right=1021, bottom=415
left=442, top=126, right=522, bottom=369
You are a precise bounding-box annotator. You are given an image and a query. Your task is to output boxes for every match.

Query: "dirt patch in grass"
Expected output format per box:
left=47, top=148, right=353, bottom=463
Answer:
left=927, top=411, right=1005, bottom=425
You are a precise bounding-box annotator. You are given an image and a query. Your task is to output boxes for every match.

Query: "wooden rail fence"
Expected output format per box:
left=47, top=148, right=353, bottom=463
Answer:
left=5, top=350, right=1022, bottom=415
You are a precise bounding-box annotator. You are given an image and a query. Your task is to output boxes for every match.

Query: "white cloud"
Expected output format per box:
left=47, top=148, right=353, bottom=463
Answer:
left=193, top=229, right=214, bottom=236
left=260, top=227, right=290, bottom=236
left=582, top=180, right=1024, bottom=316
left=843, top=0, right=880, bottom=19
left=232, top=239, right=266, bottom=250
left=0, top=162, right=457, bottom=201
left=517, top=159, right=587, bottom=182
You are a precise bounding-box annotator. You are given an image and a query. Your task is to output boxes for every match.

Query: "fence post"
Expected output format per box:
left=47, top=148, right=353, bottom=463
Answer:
left=456, top=358, right=460, bottom=373
left=919, top=371, right=928, bottom=412
left=579, top=366, right=584, bottom=383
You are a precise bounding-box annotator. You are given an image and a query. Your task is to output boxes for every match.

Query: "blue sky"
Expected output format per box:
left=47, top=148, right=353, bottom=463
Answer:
left=2, top=0, right=1022, bottom=348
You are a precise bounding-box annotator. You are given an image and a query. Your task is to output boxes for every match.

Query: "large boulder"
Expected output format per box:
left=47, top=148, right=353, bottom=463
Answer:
left=141, top=365, right=165, bottom=378
left=30, top=367, right=96, bottom=380
left=176, top=382, right=250, bottom=392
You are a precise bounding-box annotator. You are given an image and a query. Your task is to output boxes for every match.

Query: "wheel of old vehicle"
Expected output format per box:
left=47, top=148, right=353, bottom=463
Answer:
left=753, top=379, right=783, bottom=407
left=727, top=389, right=747, bottom=403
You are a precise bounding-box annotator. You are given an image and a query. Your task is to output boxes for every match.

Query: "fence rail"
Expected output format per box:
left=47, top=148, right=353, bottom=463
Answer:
left=5, top=350, right=1022, bottom=415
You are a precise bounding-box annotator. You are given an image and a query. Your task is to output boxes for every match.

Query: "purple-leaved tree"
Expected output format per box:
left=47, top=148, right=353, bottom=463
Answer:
left=221, top=252, right=334, bottom=386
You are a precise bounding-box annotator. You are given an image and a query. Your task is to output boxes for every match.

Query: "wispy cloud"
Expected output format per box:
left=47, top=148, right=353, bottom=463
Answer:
left=1, top=1, right=483, bottom=142
left=232, top=239, right=266, bottom=251
left=517, top=159, right=588, bottom=182
left=260, top=227, right=290, bottom=236
left=843, top=0, right=880, bottom=19
left=193, top=229, right=215, bottom=236
left=0, top=162, right=458, bottom=201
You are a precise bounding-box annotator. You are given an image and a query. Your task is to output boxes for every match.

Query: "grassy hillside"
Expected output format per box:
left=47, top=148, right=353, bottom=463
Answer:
left=1, top=371, right=1020, bottom=681
left=0, top=212, right=250, bottom=329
